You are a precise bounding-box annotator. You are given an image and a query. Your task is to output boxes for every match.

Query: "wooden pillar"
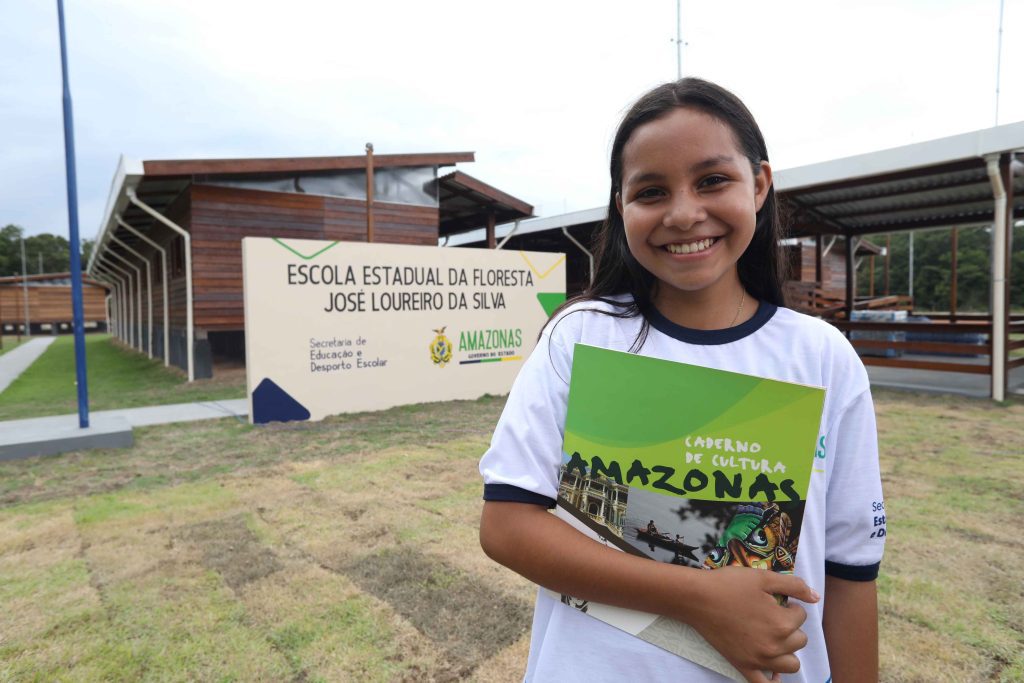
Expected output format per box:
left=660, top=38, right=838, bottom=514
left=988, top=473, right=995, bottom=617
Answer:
left=950, top=227, right=958, bottom=323
left=869, top=255, right=875, bottom=298
left=845, top=235, right=854, bottom=322
left=486, top=210, right=496, bottom=250
left=365, top=143, right=375, bottom=243
left=814, top=234, right=823, bottom=283
left=884, top=234, right=891, bottom=296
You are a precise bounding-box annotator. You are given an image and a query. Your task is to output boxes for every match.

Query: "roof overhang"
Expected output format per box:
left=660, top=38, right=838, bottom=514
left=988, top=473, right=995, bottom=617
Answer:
left=89, top=151, right=476, bottom=275
left=438, top=171, right=534, bottom=237
left=141, top=151, right=474, bottom=178
left=775, top=121, right=1024, bottom=236
left=444, top=206, right=606, bottom=247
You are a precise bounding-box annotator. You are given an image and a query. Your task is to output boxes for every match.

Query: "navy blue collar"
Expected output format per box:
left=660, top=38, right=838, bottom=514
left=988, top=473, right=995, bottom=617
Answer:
left=646, top=299, right=777, bottom=345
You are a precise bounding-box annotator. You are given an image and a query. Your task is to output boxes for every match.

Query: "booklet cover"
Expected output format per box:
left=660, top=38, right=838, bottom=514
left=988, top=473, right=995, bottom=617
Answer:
left=550, top=344, right=826, bottom=681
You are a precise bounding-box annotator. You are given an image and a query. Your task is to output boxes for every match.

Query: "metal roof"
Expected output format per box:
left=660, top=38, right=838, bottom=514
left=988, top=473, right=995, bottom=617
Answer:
left=775, top=121, right=1024, bottom=236
left=437, top=171, right=534, bottom=237
left=443, top=121, right=1024, bottom=245
left=444, top=206, right=606, bottom=247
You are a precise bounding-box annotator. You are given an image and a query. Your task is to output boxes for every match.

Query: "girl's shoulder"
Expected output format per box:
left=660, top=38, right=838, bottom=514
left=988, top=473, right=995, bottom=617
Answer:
left=769, top=306, right=871, bottom=400
left=541, top=294, right=643, bottom=353
left=770, top=306, right=852, bottom=346
left=543, top=295, right=637, bottom=334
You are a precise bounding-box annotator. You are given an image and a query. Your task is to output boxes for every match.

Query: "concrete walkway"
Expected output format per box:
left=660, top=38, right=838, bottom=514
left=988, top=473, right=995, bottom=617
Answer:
left=0, top=398, right=247, bottom=461
left=865, top=355, right=1024, bottom=399
left=0, top=337, right=56, bottom=394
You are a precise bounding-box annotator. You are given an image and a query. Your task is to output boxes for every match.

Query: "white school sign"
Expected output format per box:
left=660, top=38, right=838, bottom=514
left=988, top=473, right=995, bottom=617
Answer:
left=242, top=237, right=566, bottom=424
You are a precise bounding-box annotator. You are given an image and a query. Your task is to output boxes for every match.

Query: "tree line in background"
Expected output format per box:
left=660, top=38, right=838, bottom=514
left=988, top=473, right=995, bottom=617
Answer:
left=856, top=225, right=1024, bottom=313
left=0, top=225, right=93, bottom=277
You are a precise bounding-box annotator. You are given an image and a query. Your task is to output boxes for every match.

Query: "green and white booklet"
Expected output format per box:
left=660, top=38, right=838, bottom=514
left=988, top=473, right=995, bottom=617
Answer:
left=551, top=344, right=826, bottom=681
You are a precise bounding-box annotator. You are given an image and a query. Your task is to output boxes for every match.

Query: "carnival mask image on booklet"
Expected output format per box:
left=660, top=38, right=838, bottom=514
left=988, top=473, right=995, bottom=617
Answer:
left=551, top=344, right=826, bottom=682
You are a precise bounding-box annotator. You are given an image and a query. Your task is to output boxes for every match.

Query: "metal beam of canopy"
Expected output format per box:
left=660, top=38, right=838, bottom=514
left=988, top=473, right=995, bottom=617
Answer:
left=104, top=248, right=143, bottom=353
left=116, top=215, right=170, bottom=366
left=109, top=235, right=153, bottom=358
left=126, top=188, right=195, bottom=381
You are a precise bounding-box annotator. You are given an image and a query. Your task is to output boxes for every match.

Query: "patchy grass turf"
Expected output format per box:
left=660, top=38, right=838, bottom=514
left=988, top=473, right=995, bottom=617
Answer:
left=0, top=390, right=1021, bottom=681
left=0, top=334, right=245, bottom=420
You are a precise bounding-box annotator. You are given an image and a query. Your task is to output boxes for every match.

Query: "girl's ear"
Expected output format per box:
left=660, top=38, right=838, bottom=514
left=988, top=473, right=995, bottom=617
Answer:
left=615, top=191, right=624, bottom=216
left=754, top=161, right=772, bottom=212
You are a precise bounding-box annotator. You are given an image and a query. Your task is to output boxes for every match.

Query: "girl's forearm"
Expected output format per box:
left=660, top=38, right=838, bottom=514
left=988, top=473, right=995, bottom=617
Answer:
left=480, top=500, right=706, bottom=622
left=822, top=575, right=878, bottom=682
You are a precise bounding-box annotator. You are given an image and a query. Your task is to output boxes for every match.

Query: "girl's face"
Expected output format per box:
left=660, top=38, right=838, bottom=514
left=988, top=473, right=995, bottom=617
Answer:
left=616, top=107, right=771, bottom=313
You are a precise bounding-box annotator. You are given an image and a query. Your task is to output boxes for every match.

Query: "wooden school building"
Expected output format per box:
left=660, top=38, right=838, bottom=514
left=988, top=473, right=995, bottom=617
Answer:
left=88, top=151, right=533, bottom=379
left=0, top=272, right=108, bottom=335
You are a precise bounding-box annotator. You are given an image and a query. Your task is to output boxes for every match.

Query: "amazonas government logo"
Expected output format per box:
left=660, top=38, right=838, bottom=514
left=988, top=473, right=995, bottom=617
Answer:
left=430, top=326, right=453, bottom=367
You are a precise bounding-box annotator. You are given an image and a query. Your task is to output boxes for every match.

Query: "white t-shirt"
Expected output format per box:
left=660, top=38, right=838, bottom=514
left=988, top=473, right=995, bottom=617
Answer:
left=480, top=298, right=886, bottom=683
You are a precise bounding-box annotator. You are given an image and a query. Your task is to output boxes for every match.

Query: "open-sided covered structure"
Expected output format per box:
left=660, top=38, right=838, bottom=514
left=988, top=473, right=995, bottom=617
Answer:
left=447, top=122, right=1024, bottom=400
left=88, top=151, right=533, bottom=379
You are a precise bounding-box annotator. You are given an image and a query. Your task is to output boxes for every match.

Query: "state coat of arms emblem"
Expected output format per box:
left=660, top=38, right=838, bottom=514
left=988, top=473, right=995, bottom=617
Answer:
left=429, top=326, right=453, bottom=367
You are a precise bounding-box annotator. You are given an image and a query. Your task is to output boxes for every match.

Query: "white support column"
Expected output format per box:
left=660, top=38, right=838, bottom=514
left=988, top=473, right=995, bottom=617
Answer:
left=117, top=215, right=169, bottom=366
left=100, top=264, right=129, bottom=346
left=100, top=257, right=135, bottom=350
left=98, top=268, right=123, bottom=343
left=95, top=264, right=123, bottom=343
left=562, top=226, right=594, bottom=285
left=986, top=154, right=1008, bottom=402
left=110, top=235, right=153, bottom=359
left=105, top=249, right=143, bottom=354
left=92, top=269, right=117, bottom=337
left=127, top=189, right=194, bottom=381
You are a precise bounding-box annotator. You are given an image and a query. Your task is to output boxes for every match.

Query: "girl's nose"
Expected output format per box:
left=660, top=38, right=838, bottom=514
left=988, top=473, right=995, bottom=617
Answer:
left=662, top=192, right=706, bottom=230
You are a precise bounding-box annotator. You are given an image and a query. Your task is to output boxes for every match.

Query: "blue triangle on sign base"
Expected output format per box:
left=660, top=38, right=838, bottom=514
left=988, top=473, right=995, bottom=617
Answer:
left=252, top=378, right=311, bottom=424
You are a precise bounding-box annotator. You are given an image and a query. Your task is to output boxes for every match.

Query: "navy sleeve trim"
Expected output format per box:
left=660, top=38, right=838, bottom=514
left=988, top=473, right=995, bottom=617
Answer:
left=825, top=560, right=880, bottom=581
left=483, top=483, right=556, bottom=508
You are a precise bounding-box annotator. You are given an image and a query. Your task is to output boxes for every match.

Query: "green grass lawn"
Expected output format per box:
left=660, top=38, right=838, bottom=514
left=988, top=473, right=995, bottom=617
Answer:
left=0, top=335, right=26, bottom=356
left=0, top=390, right=1021, bottom=681
left=0, top=334, right=245, bottom=420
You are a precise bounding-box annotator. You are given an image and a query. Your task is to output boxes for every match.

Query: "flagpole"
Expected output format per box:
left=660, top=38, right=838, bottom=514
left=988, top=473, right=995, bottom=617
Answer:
left=57, top=0, right=89, bottom=428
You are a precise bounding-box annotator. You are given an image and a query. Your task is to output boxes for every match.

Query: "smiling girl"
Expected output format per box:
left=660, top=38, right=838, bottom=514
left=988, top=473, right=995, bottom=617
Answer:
left=479, top=78, right=885, bottom=682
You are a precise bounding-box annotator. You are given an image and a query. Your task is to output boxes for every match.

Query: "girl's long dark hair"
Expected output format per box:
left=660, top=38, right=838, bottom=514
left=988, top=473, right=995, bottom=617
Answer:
left=549, top=78, right=787, bottom=352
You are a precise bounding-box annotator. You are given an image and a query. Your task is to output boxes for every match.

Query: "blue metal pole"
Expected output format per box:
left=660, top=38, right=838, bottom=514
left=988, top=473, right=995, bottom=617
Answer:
left=57, top=0, right=89, bottom=428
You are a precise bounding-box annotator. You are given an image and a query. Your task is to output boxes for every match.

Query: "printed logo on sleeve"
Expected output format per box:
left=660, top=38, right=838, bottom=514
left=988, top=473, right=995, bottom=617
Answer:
left=870, top=500, right=886, bottom=538
left=813, top=435, right=826, bottom=474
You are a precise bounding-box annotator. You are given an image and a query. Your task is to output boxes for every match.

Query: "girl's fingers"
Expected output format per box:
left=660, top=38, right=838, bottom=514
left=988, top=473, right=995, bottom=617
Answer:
left=740, top=668, right=775, bottom=683
left=763, top=572, right=820, bottom=604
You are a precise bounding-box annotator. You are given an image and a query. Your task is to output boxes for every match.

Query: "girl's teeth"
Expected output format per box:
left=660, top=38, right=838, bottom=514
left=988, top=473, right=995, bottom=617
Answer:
left=667, top=238, right=714, bottom=254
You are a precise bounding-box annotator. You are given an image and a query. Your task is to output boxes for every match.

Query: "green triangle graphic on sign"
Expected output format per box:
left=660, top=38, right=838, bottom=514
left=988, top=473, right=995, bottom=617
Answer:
left=536, top=292, right=566, bottom=317
left=271, top=238, right=341, bottom=260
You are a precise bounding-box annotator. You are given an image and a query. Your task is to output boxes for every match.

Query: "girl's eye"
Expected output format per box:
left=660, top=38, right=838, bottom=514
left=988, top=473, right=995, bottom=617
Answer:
left=635, top=187, right=665, bottom=201
left=699, top=175, right=729, bottom=189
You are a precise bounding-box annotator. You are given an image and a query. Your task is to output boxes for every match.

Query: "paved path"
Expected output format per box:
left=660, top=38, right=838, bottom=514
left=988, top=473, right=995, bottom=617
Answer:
left=0, top=398, right=248, bottom=461
left=98, top=398, right=248, bottom=427
left=0, top=337, right=56, bottom=394
left=865, top=355, right=1024, bottom=399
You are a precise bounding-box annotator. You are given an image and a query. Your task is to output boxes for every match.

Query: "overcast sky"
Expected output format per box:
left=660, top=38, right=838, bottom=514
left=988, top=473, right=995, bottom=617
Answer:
left=2, top=0, right=1022, bottom=240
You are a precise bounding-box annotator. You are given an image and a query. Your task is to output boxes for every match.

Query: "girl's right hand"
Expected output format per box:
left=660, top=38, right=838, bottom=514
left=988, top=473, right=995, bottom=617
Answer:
left=680, top=567, right=819, bottom=683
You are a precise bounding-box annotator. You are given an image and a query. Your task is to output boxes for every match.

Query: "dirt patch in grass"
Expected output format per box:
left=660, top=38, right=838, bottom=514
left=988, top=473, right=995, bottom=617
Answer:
left=344, top=545, right=532, bottom=678
left=178, top=513, right=283, bottom=590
